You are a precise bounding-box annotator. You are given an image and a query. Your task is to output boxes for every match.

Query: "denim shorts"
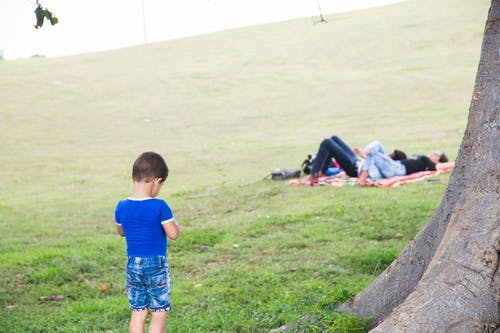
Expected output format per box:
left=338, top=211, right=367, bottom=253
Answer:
left=126, top=256, right=171, bottom=312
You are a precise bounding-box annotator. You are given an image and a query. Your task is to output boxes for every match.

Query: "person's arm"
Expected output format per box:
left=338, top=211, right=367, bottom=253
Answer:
left=116, top=224, right=125, bottom=237
left=356, top=170, right=369, bottom=186
left=163, top=219, right=180, bottom=240
left=436, top=162, right=455, bottom=170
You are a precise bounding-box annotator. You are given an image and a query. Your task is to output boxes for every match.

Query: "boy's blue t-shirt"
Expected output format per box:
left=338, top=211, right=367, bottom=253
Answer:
left=115, top=197, right=175, bottom=257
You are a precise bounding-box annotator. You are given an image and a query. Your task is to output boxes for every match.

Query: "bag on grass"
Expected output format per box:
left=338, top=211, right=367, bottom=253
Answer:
left=271, top=169, right=301, bottom=180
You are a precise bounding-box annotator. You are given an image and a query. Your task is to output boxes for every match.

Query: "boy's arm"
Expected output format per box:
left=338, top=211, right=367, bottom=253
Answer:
left=116, top=224, right=125, bottom=237
left=163, top=219, right=180, bottom=240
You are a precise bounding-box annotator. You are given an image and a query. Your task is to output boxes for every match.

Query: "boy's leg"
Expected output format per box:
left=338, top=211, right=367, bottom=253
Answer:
left=142, top=257, right=170, bottom=333
left=129, top=309, right=148, bottom=333
left=126, top=258, right=149, bottom=333
left=148, top=311, right=167, bottom=333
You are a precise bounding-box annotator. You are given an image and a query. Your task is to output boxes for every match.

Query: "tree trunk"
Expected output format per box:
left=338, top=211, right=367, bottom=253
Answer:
left=340, top=1, right=500, bottom=332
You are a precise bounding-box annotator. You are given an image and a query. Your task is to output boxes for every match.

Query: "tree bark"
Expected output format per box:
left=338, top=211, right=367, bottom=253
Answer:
left=340, top=1, right=500, bottom=331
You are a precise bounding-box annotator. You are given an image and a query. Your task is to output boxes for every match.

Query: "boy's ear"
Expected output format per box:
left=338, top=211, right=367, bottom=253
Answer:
left=154, top=177, right=164, bottom=184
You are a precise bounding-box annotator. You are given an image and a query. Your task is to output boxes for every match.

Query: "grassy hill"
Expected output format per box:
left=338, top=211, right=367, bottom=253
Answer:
left=0, top=0, right=490, bottom=331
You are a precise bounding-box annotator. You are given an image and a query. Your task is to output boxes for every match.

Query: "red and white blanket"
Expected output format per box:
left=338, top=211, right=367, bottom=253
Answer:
left=289, top=168, right=453, bottom=188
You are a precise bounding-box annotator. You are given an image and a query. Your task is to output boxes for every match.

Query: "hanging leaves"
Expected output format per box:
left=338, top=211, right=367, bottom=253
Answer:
left=34, top=1, right=58, bottom=29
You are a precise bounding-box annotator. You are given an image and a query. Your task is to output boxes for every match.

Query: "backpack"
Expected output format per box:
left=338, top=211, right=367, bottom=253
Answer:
left=301, top=154, right=341, bottom=175
left=301, top=155, right=315, bottom=175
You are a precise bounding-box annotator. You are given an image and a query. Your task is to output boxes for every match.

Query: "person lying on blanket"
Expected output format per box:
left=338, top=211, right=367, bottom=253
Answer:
left=306, top=135, right=407, bottom=182
left=354, top=141, right=455, bottom=186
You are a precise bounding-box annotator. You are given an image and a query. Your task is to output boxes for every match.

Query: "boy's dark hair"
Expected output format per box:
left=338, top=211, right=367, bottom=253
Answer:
left=390, top=149, right=407, bottom=161
left=132, top=152, right=169, bottom=183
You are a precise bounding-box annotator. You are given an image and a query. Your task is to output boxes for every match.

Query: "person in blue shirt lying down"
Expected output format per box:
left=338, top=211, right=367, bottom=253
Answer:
left=354, top=141, right=455, bottom=186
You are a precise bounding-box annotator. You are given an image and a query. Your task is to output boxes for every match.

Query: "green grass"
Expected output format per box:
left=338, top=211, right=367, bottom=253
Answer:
left=0, top=0, right=489, bottom=331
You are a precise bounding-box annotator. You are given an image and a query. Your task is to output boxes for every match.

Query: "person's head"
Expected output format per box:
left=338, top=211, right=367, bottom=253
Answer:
left=132, top=151, right=169, bottom=184
left=429, top=151, right=448, bottom=164
left=389, top=149, right=407, bottom=161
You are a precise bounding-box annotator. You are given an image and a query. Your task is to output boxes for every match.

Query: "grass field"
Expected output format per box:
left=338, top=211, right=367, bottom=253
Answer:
left=0, top=0, right=490, bottom=331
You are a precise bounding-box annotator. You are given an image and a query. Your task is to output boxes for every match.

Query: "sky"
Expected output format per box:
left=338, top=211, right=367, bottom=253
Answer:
left=0, top=0, right=404, bottom=60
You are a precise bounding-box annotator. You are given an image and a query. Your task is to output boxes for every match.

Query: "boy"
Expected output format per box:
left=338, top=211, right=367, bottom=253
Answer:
left=115, top=152, right=180, bottom=333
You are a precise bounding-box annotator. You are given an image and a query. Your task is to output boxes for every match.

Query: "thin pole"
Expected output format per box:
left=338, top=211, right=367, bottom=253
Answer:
left=316, top=0, right=327, bottom=23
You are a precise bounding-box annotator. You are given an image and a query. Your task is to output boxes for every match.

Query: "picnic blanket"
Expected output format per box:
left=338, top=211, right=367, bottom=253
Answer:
left=289, top=168, right=452, bottom=188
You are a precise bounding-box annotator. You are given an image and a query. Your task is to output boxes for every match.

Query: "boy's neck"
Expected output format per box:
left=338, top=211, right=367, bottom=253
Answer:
left=131, top=181, right=155, bottom=199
